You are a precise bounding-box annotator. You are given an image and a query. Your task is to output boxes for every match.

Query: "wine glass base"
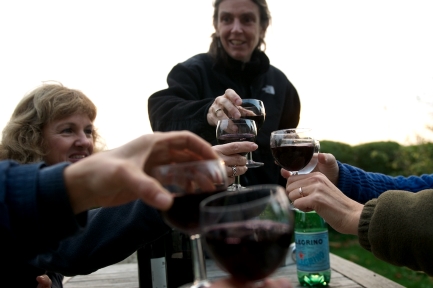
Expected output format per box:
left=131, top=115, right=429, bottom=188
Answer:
left=246, top=161, right=264, bottom=168
left=227, top=184, right=245, bottom=191
left=189, top=280, right=211, bottom=288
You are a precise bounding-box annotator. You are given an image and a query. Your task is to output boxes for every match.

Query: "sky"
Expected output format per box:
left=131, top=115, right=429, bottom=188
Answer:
left=1, top=0, right=432, bottom=149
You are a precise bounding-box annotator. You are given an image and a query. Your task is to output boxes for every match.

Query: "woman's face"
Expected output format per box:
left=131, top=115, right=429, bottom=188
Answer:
left=216, top=0, right=264, bottom=63
left=42, top=113, right=94, bottom=165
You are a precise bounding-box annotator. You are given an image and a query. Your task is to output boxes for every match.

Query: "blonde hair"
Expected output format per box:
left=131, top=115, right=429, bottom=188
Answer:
left=0, top=82, right=102, bottom=163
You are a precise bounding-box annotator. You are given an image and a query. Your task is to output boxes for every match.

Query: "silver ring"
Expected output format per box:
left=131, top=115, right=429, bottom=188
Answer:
left=214, top=108, right=222, bottom=116
left=298, top=187, right=304, bottom=197
left=230, top=165, right=237, bottom=178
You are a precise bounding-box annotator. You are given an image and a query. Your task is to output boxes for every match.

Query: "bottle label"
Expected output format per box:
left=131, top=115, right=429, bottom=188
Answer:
left=151, top=257, right=167, bottom=288
left=295, top=231, right=330, bottom=272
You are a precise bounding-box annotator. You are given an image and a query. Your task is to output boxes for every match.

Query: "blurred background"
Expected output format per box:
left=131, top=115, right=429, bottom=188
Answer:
left=2, top=1, right=432, bottom=286
left=1, top=0, right=432, bottom=149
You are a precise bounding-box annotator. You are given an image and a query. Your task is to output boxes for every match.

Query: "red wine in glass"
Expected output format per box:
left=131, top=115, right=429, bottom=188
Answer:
left=217, top=133, right=256, bottom=156
left=161, top=186, right=227, bottom=235
left=203, top=220, right=292, bottom=282
left=216, top=119, right=257, bottom=190
left=244, top=114, right=265, bottom=131
left=200, top=184, right=294, bottom=285
left=270, top=128, right=315, bottom=175
left=271, top=143, right=315, bottom=172
left=152, top=159, right=229, bottom=288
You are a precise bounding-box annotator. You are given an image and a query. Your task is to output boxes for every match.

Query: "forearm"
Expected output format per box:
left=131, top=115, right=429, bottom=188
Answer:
left=358, top=189, right=433, bottom=276
left=1, top=161, right=85, bottom=257
left=32, top=200, right=170, bottom=276
left=337, top=162, right=433, bottom=203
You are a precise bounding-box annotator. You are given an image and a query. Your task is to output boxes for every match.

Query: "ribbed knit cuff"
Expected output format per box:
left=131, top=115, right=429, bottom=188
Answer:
left=336, top=161, right=353, bottom=192
left=358, top=199, right=377, bottom=252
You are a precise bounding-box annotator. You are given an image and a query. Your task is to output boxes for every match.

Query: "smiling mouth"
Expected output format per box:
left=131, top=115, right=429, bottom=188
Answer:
left=230, top=40, right=244, bottom=46
left=69, top=155, right=87, bottom=160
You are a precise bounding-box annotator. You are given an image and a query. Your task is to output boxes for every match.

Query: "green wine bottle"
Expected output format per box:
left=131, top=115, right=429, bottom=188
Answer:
left=294, top=210, right=331, bottom=286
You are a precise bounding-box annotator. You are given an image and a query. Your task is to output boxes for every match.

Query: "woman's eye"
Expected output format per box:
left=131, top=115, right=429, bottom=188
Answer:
left=243, top=16, right=253, bottom=23
left=85, top=129, right=93, bottom=136
left=221, top=16, right=231, bottom=23
left=61, top=128, right=73, bottom=133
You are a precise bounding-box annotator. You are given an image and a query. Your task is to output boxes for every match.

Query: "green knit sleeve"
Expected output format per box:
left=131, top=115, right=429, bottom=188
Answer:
left=358, top=189, right=433, bottom=276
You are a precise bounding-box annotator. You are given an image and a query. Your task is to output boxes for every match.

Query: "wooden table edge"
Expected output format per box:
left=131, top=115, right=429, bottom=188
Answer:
left=329, top=254, right=404, bottom=288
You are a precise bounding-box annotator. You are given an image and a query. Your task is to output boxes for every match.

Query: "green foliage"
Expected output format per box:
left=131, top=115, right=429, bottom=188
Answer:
left=319, top=141, right=355, bottom=165
left=320, top=140, right=433, bottom=176
left=392, top=142, right=433, bottom=176
left=352, top=141, right=401, bottom=175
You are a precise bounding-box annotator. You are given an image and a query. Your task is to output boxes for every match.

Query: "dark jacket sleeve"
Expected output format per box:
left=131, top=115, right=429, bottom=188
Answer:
left=358, top=189, right=433, bottom=276
left=337, top=161, right=433, bottom=203
left=0, top=160, right=86, bottom=258
left=32, top=199, right=170, bottom=276
left=148, top=61, right=216, bottom=142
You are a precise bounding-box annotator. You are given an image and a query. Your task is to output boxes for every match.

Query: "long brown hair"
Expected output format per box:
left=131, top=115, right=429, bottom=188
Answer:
left=208, top=0, right=272, bottom=60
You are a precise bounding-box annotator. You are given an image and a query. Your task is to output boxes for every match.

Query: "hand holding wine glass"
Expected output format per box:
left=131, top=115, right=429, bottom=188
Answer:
left=151, top=159, right=229, bottom=288
left=200, top=184, right=294, bottom=285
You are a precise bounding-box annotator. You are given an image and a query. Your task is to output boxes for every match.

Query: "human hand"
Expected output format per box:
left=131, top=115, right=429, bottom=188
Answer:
left=207, top=89, right=242, bottom=126
left=315, top=153, right=340, bottom=185
left=286, top=172, right=363, bottom=235
left=210, top=277, right=293, bottom=288
left=212, top=142, right=258, bottom=184
left=36, top=274, right=51, bottom=288
left=65, top=131, right=219, bottom=214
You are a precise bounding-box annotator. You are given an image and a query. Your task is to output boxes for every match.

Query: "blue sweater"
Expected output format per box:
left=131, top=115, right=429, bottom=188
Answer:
left=0, top=160, right=86, bottom=286
left=32, top=199, right=170, bottom=276
left=337, top=161, right=433, bottom=203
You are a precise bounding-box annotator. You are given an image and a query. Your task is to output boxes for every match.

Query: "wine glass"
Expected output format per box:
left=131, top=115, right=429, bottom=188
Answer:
left=151, top=159, right=229, bottom=288
left=239, top=99, right=266, bottom=168
left=270, top=128, right=316, bottom=175
left=216, top=118, right=257, bottom=190
left=298, top=139, right=320, bottom=174
left=200, top=184, right=294, bottom=285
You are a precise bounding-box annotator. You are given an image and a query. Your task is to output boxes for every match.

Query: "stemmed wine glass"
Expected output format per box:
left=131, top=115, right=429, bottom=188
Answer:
left=298, top=139, right=320, bottom=174
left=216, top=118, right=257, bottom=190
left=200, top=184, right=294, bottom=285
left=239, top=99, right=266, bottom=168
left=270, top=128, right=316, bottom=175
left=151, top=159, right=229, bottom=288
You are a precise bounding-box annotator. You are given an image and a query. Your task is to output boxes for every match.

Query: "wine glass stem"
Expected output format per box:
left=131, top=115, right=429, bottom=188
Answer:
left=235, top=175, right=241, bottom=188
left=190, top=234, right=207, bottom=285
left=247, top=151, right=253, bottom=162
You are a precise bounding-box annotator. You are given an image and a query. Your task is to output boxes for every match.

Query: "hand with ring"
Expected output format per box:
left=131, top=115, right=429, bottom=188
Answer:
left=212, top=142, right=258, bottom=185
left=207, top=88, right=243, bottom=126
left=283, top=171, right=363, bottom=235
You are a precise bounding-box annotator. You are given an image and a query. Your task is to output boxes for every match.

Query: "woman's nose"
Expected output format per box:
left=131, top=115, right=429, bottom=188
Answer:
left=231, top=19, right=243, bottom=33
left=75, top=133, right=92, bottom=147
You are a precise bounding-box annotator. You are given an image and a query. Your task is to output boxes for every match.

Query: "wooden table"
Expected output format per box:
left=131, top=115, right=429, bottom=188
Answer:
left=63, top=253, right=403, bottom=287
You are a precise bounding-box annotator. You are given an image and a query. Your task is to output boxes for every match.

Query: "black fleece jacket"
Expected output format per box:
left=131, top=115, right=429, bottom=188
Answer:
left=148, top=51, right=300, bottom=187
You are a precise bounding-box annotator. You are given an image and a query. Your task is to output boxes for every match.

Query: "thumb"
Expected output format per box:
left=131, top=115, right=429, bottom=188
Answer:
left=317, top=153, right=339, bottom=185
left=318, top=153, right=334, bottom=164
